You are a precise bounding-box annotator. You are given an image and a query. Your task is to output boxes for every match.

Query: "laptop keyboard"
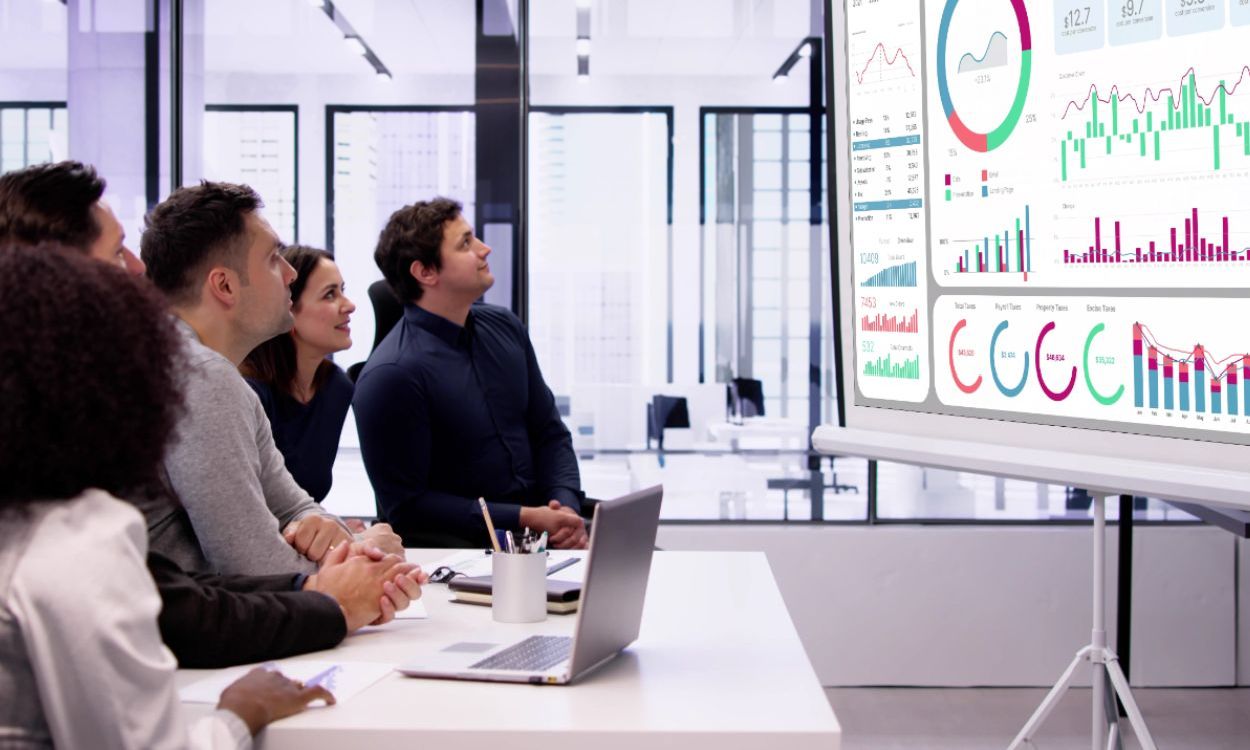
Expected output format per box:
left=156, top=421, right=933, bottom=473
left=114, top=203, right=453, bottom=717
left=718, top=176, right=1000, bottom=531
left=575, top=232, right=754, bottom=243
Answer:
left=470, top=635, right=572, bottom=672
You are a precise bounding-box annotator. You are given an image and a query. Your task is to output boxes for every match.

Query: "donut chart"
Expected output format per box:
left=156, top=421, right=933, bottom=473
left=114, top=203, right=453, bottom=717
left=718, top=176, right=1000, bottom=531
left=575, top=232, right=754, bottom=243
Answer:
left=935, top=0, right=1031, bottom=152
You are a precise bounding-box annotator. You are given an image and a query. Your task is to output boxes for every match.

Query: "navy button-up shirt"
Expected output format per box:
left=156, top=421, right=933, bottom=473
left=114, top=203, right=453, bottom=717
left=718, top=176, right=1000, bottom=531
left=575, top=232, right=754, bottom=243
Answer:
left=353, top=302, right=581, bottom=547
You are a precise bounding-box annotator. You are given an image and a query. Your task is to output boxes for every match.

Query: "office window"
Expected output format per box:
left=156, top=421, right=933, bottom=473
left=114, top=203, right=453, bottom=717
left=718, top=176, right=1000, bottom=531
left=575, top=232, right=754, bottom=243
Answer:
left=328, top=107, right=475, bottom=373
left=0, top=105, right=67, bottom=174
left=202, top=106, right=298, bottom=242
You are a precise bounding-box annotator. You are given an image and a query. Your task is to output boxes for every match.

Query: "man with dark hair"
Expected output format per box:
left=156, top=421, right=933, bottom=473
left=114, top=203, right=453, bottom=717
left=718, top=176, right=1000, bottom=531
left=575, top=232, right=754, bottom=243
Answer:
left=0, top=165, right=426, bottom=669
left=0, top=160, right=145, bottom=274
left=140, top=181, right=403, bottom=575
left=354, top=198, right=588, bottom=548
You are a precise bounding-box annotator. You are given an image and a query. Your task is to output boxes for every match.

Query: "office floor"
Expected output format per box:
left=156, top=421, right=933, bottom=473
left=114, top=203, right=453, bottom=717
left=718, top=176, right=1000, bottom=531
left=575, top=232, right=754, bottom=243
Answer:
left=825, top=687, right=1250, bottom=749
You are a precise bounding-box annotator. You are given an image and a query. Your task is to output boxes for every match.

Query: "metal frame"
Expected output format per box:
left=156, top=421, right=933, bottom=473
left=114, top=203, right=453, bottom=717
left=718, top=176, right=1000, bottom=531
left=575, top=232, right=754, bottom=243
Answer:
left=205, top=104, right=300, bottom=242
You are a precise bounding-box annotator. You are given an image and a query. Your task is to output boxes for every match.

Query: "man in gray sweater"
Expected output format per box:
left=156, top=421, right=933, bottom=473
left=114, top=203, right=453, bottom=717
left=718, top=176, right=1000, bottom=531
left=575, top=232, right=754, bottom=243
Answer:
left=140, top=181, right=403, bottom=576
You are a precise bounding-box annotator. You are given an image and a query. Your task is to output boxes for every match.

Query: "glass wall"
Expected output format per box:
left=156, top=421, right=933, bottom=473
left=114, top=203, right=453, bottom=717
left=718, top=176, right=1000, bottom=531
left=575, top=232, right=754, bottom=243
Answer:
left=13, top=0, right=1180, bottom=526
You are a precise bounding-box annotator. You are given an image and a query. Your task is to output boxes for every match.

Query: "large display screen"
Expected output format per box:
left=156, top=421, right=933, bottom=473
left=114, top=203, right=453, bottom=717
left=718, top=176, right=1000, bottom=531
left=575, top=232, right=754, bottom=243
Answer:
left=843, top=0, right=1250, bottom=446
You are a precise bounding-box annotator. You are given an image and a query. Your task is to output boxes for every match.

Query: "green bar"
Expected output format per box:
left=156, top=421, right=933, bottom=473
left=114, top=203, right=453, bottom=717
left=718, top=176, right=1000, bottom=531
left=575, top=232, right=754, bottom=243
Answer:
left=1147, top=111, right=1153, bottom=131
left=1086, top=121, right=1091, bottom=138
left=1099, top=124, right=1105, bottom=137
left=1112, top=96, right=1118, bottom=136
left=1244, top=121, right=1249, bottom=155
left=1214, top=125, right=1221, bottom=170
left=1184, top=95, right=1189, bottom=129
left=1140, top=132, right=1146, bottom=157
left=1154, top=131, right=1161, bottom=161
left=1061, top=141, right=1067, bottom=181
left=1132, top=119, right=1139, bottom=134
left=1168, top=96, right=1175, bottom=129
left=1205, top=108, right=1211, bottom=127
left=1081, top=138, right=1087, bottom=168
left=1239, top=123, right=1245, bottom=137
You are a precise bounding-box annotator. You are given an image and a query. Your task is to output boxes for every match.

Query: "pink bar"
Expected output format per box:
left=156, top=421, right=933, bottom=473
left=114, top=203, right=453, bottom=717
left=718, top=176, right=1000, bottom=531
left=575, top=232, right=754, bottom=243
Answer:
left=1224, top=216, right=1230, bottom=259
left=1115, top=221, right=1121, bottom=257
left=1095, top=217, right=1102, bottom=258
left=1171, top=227, right=1178, bottom=259
left=1193, top=207, right=1199, bottom=250
left=1185, top=218, right=1192, bottom=252
left=1149, top=241, right=1155, bottom=262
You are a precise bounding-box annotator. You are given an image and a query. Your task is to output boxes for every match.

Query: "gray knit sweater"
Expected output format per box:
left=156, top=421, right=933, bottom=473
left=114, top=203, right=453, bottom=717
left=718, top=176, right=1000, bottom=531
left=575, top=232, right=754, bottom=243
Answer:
left=143, top=318, right=334, bottom=576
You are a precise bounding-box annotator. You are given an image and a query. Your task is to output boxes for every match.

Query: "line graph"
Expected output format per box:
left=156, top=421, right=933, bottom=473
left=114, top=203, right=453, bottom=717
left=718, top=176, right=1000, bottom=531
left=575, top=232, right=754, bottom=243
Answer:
left=957, top=31, right=1009, bottom=74
left=854, top=42, right=918, bottom=85
left=1059, top=65, right=1250, bottom=121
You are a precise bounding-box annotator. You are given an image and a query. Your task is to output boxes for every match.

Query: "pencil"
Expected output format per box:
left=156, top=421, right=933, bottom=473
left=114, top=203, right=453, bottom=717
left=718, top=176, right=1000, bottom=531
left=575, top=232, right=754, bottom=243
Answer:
left=479, top=497, right=502, bottom=552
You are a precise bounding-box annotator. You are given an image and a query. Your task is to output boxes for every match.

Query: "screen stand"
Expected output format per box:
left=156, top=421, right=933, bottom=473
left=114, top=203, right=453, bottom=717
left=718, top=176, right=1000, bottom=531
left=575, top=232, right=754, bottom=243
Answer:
left=1007, top=493, right=1157, bottom=750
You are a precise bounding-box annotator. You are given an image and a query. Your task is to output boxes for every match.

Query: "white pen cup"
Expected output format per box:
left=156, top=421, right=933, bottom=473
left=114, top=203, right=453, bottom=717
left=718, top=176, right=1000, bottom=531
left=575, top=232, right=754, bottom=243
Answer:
left=492, top=551, right=547, bottom=623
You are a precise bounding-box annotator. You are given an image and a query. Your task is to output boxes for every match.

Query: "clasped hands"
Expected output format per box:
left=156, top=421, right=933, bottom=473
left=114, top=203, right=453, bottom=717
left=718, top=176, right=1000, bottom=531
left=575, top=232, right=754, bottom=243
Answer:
left=519, top=500, right=589, bottom=550
left=283, top=516, right=427, bottom=631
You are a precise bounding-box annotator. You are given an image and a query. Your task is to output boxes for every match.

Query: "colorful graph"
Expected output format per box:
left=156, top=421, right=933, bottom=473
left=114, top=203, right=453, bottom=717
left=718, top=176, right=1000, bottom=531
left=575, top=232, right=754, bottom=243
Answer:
left=957, top=31, right=1009, bottom=74
left=1060, top=65, right=1250, bottom=180
left=855, top=42, right=917, bottom=85
left=1132, top=323, right=1250, bottom=416
left=860, top=261, right=917, bottom=288
left=1063, top=207, right=1250, bottom=266
left=936, top=0, right=1032, bottom=152
left=952, top=204, right=1032, bottom=279
left=863, top=353, right=922, bottom=380
left=862, top=309, right=920, bottom=333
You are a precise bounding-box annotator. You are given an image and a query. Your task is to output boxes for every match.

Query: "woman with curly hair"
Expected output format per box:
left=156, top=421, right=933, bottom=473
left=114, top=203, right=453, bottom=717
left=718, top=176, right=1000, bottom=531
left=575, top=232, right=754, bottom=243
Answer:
left=241, top=245, right=357, bottom=504
left=0, top=243, right=332, bottom=748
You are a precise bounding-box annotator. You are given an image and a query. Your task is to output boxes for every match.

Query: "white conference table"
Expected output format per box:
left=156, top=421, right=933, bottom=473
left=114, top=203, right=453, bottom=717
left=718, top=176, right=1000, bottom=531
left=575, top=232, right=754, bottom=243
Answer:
left=177, top=550, right=840, bottom=749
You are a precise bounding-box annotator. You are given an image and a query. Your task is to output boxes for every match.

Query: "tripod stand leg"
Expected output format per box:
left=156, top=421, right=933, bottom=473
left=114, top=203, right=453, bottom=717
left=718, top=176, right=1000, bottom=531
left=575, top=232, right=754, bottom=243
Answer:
left=1007, top=649, right=1089, bottom=750
left=1104, top=657, right=1159, bottom=750
left=1101, top=670, right=1123, bottom=750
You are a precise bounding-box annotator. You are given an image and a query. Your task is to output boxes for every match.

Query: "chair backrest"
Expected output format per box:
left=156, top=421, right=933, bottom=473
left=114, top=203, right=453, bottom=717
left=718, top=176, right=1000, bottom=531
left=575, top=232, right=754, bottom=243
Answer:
left=729, top=377, right=765, bottom=418
left=646, top=395, right=690, bottom=450
left=368, top=279, right=404, bottom=353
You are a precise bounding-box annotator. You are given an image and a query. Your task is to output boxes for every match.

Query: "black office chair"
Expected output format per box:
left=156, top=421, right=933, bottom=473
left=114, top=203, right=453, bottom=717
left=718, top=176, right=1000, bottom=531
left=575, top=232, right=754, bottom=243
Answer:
left=348, top=280, right=405, bottom=384
left=728, top=377, right=765, bottom=419
left=646, top=395, right=690, bottom=452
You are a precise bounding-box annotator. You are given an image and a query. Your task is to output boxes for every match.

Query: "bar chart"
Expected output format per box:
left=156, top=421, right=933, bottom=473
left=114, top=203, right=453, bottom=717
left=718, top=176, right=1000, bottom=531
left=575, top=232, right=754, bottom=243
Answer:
left=1063, top=207, right=1250, bottom=266
left=1132, top=322, right=1249, bottom=417
left=952, top=204, right=1033, bottom=279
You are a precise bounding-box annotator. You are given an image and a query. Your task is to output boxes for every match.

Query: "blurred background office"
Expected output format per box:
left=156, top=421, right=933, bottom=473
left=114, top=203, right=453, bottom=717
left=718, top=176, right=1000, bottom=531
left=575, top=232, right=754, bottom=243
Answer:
left=2, top=2, right=1245, bottom=744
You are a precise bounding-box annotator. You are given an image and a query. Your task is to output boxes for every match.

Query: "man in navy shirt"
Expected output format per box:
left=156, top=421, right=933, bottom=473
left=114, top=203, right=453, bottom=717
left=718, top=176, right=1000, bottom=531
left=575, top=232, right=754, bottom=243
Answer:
left=354, top=198, right=588, bottom=549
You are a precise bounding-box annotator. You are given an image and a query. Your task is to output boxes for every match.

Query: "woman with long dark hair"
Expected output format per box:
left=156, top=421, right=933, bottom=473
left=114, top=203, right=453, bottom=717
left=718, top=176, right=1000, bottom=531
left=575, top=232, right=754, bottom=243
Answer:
left=0, top=243, right=331, bottom=748
left=242, top=245, right=356, bottom=504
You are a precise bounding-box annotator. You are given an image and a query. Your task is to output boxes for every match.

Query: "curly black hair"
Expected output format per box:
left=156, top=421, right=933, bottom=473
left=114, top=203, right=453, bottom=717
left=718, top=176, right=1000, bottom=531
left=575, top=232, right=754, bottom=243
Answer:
left=0, top=242, right=185, bottom=504
left=0, top=160, right=105, bottom=251
left=140, top=181, right=262, bottom=305
left=374, top=197, right=462, bottom=302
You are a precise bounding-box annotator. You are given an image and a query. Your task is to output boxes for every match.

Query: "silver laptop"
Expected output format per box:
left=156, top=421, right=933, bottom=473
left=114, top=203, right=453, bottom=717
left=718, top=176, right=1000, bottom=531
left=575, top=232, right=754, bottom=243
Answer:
left=397, top=485, right=663, bottom=685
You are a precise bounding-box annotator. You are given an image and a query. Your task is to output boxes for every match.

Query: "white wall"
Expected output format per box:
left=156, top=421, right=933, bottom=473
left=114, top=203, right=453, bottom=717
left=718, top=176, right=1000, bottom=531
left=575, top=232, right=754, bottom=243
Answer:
left=657, top=523, right=1241, bottom=687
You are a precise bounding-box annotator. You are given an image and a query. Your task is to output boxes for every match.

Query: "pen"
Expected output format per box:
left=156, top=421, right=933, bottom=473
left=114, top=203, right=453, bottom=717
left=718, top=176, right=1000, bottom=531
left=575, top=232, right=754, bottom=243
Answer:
left=538, top=531, right=548, bottom=553
left=545, top=557, right=579, bottom=576
left=505, top=529, right=516, bottom=554
left=479, top=497, right=502, bottom=553
left=305, top=664, right=341, bottom=690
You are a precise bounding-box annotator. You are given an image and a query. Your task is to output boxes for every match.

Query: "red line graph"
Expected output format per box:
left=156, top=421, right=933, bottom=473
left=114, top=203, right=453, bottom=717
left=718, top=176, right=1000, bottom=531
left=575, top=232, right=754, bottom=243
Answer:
left=1059, top=65, right=1250, bottom=120
left=1137, top=322, right=1247, bottom=376
left=855, top=42, right=917, bottom=85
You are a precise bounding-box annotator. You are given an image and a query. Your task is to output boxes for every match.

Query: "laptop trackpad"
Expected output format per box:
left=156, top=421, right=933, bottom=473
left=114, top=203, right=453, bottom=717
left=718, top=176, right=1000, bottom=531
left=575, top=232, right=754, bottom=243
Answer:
left=442, top=642, right=499, bottom=654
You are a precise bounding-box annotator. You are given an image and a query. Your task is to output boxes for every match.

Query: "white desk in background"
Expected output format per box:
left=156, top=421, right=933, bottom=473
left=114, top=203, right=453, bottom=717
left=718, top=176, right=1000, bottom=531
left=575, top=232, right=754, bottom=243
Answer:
left=707, top=418, right=812, bottom=451
left=176, top=550, right=840, bottom=750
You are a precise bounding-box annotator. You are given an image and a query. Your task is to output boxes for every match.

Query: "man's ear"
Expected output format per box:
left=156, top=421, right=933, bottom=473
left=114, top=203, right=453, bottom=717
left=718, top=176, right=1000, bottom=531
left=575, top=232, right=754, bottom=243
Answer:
left=409, top=259, right=438, bottom=289
left=204, top=266, right=238, bottom=308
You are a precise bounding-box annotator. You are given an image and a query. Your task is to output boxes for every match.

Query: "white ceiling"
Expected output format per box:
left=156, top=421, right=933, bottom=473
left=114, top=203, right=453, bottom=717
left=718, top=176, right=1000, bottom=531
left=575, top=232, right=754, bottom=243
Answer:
left=0, top=0, right=816, bottom=79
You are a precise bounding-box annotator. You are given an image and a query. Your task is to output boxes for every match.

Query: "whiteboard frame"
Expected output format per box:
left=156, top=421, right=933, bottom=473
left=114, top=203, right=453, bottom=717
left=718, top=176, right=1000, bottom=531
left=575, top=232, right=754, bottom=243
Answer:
left=820, top=2, right=1250, bottom=506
